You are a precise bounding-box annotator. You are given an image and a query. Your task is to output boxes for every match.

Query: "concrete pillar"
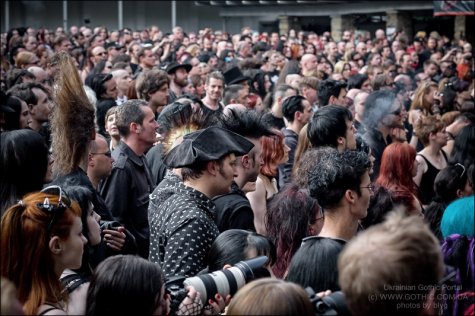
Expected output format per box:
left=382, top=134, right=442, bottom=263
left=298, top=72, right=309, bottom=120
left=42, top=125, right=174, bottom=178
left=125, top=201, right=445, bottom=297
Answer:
left=331, top=15, right=353, bottom=42
left=386, top=10, right=413, bottom=42
left=454, top=16, right=466, bottom=42
left=278, top=16, right=290, bottom=35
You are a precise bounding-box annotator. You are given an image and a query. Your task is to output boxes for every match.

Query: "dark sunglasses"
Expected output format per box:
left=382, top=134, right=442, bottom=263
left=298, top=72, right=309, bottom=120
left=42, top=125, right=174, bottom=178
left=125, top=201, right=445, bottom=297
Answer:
left=90, top=151, right=112, bottom=158
left=388, top=107, right=403, bottom=116
left=37, top=185, right=72, bottom=234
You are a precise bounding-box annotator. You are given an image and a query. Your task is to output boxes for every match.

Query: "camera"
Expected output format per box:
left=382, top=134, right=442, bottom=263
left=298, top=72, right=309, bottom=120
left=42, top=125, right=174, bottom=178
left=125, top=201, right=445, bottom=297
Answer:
left=166, top=256, right=269, bottom=314
left=305, top=287, right=351, bottom=316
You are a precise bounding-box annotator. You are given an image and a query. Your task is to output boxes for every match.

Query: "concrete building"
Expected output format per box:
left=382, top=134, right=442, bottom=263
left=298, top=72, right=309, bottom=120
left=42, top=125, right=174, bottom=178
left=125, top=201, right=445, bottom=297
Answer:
left=2, top=1, right=473, bottom=43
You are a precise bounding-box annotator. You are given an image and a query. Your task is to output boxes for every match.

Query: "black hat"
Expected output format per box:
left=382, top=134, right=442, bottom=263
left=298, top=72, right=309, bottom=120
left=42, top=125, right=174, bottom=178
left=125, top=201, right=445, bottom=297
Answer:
left=105, top=41, right=124, bottom=50
left=163, top=126, right=254, bottom=168
left=223, top=66, right=250, bottom=85
left=165, top=62, right=192, bottom=74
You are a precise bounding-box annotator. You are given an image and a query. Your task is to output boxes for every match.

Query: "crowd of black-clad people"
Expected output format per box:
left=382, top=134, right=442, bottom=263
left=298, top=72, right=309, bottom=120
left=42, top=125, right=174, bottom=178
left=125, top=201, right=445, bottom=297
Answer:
left=1, top=23, right=474, bottom=315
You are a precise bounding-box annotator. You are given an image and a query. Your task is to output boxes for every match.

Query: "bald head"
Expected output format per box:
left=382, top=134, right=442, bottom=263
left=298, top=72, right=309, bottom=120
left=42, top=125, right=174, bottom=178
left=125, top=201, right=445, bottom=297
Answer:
left=28, top=66, right=49, bottom=85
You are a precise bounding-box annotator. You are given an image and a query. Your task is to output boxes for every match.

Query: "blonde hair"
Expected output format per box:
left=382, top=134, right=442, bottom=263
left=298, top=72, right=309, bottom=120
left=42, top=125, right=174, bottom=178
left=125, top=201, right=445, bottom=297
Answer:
left=226, top=278, right=314, bottom=315
left=410, top=81, right=438, bottom=114
left=15, top=51, right=37, bottom=68
left=338, top=209, right=444, bottom=316
left=413, top=115, right=445, bottom=146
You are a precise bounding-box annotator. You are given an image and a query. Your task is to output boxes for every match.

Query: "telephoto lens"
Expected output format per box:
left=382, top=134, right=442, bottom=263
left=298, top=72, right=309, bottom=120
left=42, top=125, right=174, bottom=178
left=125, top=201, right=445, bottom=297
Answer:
left=183, top=256, right=269, bottom=305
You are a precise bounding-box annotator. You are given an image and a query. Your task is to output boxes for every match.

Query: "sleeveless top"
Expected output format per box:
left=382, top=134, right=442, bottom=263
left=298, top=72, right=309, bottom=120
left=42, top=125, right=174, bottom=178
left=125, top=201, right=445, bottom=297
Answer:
left=417, top=150, right=448, bottom=205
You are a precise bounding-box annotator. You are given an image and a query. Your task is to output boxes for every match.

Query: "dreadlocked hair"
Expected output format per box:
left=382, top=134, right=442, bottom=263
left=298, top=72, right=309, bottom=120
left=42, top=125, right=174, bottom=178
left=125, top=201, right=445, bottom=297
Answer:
left=50, top=52, right=95, bottom=177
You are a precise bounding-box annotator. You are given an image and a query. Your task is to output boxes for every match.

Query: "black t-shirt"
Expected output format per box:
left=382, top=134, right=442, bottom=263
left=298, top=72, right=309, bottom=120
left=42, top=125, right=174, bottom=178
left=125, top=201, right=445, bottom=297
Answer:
left=212, top=182, right=256, bottom=232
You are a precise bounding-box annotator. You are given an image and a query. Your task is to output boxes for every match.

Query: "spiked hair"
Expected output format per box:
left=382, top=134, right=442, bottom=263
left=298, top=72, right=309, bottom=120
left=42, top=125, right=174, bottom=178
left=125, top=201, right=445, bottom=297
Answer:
left=50, top=52, right=95, bottom=177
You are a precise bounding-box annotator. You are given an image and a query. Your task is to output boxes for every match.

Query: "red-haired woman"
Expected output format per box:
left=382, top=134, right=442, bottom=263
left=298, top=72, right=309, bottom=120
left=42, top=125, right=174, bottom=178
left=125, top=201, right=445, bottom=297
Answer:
left=364, top=143, right=423, bottom=228
left=247, top=130, right=289, bottom=235
left=1, top=187, right=86, bottom=315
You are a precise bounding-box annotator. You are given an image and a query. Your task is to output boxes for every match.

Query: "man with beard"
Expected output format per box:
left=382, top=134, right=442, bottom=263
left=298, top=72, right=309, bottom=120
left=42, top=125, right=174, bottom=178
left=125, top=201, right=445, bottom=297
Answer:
left=166, top=62, right=191, bottom=103
left=213, top=109, right=273, bottom=232
left=150, top=126, right=253, bottom=277
left=136, top=69, right=170, bottom=119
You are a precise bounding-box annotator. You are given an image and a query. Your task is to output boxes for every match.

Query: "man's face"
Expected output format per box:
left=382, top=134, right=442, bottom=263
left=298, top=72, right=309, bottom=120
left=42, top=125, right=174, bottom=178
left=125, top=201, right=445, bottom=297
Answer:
left=137, top=106, right=159, bottom=146
left=90, top=137, right=114, bottom=179
left=141, top=49, right=157, bottom=68
left=216, top=153, right=238, bottom=196
left=205, top=78, right=224, bottom=102
left=344, top=119, right=357, bottom=150
left=30, top=88, right=52, bottom=123
left=355, top=171, right=372, bottom=219
left=333, top=87, right=349, bottom=106
left=302, top=86, right=317, bottom=105
left=300, top=99, right=313, bottom=125
left=92, top=46, right=107, bottom=64
left=354, top=92, right=369, bottom=119
left=247, top=138, right=263, bottom=182
left=115, top=70, right=132, bottom=93
left=173, top=68, right=189, bottom=87
left=149, top=84, right=169, bottom=108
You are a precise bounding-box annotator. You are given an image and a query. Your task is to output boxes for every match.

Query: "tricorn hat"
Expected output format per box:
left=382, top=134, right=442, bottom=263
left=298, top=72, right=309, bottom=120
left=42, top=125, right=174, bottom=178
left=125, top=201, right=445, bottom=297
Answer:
left=223, top=66, right=250, bottom=85
left=165, top=62, right=192, bottom=74
left=163, top=126, right=254, bottom=168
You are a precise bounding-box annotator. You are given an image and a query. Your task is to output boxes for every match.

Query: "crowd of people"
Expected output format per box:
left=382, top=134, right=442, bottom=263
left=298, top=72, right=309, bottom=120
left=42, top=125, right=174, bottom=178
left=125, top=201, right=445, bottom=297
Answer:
left=1, top=21, right=474, bottom=315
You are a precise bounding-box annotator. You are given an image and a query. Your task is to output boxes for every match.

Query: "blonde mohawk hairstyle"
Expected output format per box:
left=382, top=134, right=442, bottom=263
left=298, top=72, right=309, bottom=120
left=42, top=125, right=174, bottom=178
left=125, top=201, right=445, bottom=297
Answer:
left=50, top=52, right=95, bottom=177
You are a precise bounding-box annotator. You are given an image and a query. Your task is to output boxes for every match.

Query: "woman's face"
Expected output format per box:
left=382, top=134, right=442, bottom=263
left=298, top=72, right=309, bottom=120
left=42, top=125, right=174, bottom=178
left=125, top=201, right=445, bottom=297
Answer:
left=279, top=140, right=290, bottom=164
left=86, top=202, right=102, bottom=246
left=19, top=99, right=32, bottom=129
left=103, top=79, right=118, bottom=100
left=57, top=216, right=87, bottom=271
left=105, top=113, right=119, bottom=137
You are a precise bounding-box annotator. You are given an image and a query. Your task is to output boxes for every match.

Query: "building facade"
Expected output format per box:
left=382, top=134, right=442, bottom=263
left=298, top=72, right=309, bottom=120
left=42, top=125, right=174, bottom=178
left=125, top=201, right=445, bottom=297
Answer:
left=2, top=1, right=473, bottom=43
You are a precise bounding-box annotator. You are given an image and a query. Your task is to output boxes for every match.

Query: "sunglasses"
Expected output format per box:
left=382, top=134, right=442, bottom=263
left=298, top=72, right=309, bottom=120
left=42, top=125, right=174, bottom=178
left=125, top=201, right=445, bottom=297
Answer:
left=388, top=107, right=403, bottom=116
left=90, top=151, right=112, bottom=158
left=37, top=185, right=72, bottom=234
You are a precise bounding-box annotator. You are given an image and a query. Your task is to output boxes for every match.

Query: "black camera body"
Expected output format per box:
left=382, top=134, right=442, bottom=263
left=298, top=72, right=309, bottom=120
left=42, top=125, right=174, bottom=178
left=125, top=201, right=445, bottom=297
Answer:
left=305, top=287, right=352, bottom=316
left=165, top=256, right=269, bottom=315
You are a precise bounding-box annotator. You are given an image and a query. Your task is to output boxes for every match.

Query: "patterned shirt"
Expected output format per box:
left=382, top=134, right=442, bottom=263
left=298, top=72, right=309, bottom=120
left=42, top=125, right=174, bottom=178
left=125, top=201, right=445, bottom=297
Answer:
left=149, top=180, right=220, bottom=278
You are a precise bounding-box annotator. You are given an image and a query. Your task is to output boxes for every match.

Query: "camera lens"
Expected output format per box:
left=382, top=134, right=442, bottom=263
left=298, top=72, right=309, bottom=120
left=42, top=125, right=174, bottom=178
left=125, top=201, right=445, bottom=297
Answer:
left=183, top=256, right=268, bottom=305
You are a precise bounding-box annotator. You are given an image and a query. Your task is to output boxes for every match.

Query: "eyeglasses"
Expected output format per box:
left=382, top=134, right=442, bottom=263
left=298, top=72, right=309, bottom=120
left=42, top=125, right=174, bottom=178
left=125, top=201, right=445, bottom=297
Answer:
left=95, top=52, right=107, bottom=57
left=455, top=163, right=466, bottom=179
left=360, top=183, right=375, bottom=194
left=37, top=185, right=72, bottom=234
left=90, top=151, right=112, bottom=158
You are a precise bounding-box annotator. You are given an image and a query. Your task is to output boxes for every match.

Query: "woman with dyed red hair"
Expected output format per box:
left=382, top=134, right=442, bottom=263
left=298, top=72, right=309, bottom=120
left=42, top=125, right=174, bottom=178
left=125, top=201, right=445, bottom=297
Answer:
left=247, top=130, right=289, bottom=235
left=1, top=187, right=86, bottom=315
left=363, top=143, right=423, bottom=228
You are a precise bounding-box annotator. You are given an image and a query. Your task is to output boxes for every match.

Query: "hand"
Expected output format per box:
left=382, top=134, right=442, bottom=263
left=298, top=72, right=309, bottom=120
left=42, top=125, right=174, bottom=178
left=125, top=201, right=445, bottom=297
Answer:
left=103, top=227, right=126, bottom=251
left=203, top=293, right=231, bottom=315
left=176, top=286, right=203, bottom=316
left=316, top=290, right=332, bottom=298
